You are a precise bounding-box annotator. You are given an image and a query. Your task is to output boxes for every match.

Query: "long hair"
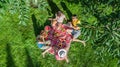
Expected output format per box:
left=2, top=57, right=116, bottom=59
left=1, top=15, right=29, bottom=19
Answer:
left=36, top=35, right=43, bottom=42
left=57, top=11, right=62, bottom=16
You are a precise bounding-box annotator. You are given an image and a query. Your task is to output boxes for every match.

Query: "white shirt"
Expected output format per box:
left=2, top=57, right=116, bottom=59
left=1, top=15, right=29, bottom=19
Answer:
left=56, top=14, right=65, bottom=23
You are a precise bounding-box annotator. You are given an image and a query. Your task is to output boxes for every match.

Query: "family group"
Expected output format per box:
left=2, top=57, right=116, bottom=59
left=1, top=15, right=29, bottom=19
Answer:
left=36, top=11, right=86, bottom=63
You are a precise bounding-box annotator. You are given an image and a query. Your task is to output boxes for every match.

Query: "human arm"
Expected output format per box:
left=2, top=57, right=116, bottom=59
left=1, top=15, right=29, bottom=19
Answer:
left=73, top=26, right=80, bottom=30
left=55, top=13, right=58, bottom=19
left=64, top=15, right=67, bottom=21
left=42, top=47, right=52, bottom=58
left=63, top=24, right=74, bottom=30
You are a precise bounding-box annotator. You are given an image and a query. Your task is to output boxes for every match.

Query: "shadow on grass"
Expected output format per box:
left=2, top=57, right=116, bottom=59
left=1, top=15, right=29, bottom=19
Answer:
left=44, top=19, right=51, bottom=26
left=77, top=0, right=120, bottom=26
left=32, top=14, right=44, bottom=37
left=25, top=48, right=34, bottom=67
left=6, top=44, right=15, bottom=67
left=93, top=10, right=120, bottom=46
left=47, top=0, right=61, bottom=17
left=94, top=10, right=120, bottom=25
left=46, top=8, right=52, bottom=16
left=66, top=0, right=112, bottom=4
left=66, top=0, right=80, bottom=4
left=32, top=14, right=51, bottom=38
left=60, top=2, right=72, bottom=20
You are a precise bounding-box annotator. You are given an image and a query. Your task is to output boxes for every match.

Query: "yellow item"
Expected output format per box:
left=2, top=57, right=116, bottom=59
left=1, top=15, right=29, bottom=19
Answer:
left=72, top=19, right=80, bottom=27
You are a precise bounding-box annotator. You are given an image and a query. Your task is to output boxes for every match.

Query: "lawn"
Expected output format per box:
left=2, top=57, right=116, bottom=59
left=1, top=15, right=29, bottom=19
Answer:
left=0, top=0, right=120, bottom=67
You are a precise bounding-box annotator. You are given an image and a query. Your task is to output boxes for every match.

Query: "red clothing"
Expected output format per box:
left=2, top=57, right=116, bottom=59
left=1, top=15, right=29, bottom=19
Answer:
left=44, top=24, right=73, bottom=49
left=45, top=24, right=73, bottom=61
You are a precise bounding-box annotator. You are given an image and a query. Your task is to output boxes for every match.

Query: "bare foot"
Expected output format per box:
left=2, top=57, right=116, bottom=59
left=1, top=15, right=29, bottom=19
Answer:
left=66, top=59, right=69, bottom=63
left=65, top=57, right=69, bottom=63
left=82, top=41, right=86, bottom=47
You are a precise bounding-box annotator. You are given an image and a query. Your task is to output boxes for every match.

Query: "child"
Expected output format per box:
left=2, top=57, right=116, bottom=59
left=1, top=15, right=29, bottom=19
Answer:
left=71, top=15, right=81, bottom=39
left=55, top=11, right=67, bottom=24
left=36, top=31, right=51, bottom=50
left=65, top=20, right=86, bottom=46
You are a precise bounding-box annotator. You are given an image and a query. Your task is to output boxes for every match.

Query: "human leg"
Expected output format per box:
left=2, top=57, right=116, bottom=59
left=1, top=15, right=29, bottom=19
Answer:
left=72, top=39, right=86, bottom=47
left=65, top=56, right=69, bottom=63
left=72, top=30, right=81, bottom=39
left=42, top=47, right=52, bottom=58
left=40, top=46, right=50, bottom=50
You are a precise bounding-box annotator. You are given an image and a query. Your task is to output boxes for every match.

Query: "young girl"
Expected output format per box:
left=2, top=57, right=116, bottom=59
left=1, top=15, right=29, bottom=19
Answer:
left=55, top=11, right=67, bottom=24
left=36, top=30, right=51, bottom=50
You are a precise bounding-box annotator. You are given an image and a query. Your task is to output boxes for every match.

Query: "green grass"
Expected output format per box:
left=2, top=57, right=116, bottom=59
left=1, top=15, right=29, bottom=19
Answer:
left=0, top=0, right=120, bottom=67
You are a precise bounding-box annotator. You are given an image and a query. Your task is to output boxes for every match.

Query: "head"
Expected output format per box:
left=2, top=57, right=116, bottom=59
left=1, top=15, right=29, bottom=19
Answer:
left=58, top=49, right=67, bottom=58
left=36, top=35, right=43, bottom=42
left=40, top=30, right=47, bottom=38
left=40, top=30, right=45, bottom=36
left=59, top=51, right=65, bottom=57
left=72, top=14, right=77, bottom=20
left=57, top=11, right=62, bottom=16
left=40, top=30, right=44, bottom=34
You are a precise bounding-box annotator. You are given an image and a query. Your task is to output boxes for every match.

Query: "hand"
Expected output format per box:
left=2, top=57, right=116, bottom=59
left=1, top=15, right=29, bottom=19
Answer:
left=74, top=27, right=80, bottom=30
left=48, top=18, right=53, bottom=21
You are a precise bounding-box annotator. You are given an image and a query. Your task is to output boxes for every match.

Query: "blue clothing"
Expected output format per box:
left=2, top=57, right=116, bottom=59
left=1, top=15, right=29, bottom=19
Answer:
left=37, top=43, right=45, bottom=48
left=71, top=30, right=81, bottom=38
